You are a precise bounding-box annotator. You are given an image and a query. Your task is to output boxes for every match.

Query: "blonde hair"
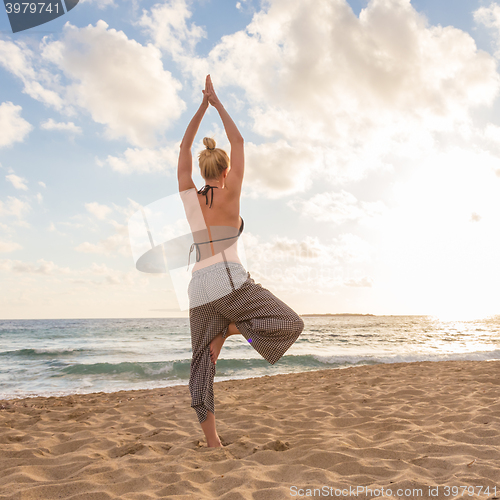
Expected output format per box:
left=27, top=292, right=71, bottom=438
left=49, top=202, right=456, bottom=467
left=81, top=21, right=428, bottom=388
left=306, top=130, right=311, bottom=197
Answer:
left=198, top=137, right=229, bottom=180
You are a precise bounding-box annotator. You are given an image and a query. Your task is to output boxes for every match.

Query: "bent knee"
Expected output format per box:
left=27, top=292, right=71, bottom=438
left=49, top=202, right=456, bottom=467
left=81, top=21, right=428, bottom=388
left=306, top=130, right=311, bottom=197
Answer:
left=294, top=315, right=304, bottom=336
left=285, top=314, right=304, bottom=338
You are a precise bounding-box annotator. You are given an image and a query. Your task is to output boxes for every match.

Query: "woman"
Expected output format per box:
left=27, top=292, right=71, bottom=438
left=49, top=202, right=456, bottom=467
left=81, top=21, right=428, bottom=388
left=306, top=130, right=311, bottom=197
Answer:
left=178, top=75, right=304, bottom=448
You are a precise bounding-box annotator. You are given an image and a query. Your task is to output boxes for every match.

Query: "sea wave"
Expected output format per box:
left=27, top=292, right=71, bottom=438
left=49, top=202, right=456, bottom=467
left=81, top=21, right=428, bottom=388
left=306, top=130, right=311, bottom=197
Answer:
left=54, top=349, right=500, bottom=382
left=0, top=348, right=87, bottom=357
left=312, top=349, right=500, bottom=366
left=60, top=360, right=190, bottom=380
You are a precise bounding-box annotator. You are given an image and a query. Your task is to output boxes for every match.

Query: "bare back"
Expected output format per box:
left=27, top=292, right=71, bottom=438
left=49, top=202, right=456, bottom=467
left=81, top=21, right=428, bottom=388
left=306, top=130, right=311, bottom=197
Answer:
left=178, top=183, right=243, bottom=273
left=196, top=185, right=241, bottom=232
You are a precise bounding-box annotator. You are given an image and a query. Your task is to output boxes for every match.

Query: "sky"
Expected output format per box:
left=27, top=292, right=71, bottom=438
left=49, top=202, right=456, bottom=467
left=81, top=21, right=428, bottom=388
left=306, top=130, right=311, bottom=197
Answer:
left=1, top=0, right=500, bottom=320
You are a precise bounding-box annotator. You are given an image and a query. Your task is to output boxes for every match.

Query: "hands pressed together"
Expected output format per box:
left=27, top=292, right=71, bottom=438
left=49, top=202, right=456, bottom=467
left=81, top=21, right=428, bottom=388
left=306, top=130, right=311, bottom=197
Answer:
left=202, top=75, right=222, bottom=109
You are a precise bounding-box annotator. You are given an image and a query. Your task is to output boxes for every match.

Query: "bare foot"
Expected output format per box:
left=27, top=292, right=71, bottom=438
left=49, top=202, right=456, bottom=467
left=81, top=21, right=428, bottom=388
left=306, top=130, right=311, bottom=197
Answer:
left=209, top=332, right=225, bottom=365
left=207, top=437, right=223, bottom=448
left=209, top=323, right=241, bottom=365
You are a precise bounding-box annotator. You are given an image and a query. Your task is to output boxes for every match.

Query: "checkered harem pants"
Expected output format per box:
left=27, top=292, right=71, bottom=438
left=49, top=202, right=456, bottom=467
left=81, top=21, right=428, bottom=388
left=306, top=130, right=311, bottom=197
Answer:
left=188, top=261, right=304, bottom=423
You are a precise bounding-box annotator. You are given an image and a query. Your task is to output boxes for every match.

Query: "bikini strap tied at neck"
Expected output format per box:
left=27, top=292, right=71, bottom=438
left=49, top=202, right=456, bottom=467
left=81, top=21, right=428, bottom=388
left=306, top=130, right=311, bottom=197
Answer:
left=198, top=185, right=218, bottom=208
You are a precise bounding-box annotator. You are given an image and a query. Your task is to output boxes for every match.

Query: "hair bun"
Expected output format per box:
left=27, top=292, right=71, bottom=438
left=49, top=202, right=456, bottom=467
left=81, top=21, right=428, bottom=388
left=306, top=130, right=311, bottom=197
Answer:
left=203, top=137, right=216, bottom=151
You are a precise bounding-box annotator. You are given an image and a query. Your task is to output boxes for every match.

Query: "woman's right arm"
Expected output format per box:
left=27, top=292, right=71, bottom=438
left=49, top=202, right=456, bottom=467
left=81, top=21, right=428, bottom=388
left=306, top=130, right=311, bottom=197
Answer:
left=204, top=76, right=244, bottom=192
left=177, top=101, right=208, bottom=193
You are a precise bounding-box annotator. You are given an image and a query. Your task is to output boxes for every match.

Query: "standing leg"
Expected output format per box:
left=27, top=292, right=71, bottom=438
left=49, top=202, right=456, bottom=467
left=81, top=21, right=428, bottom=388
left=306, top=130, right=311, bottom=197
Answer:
left=189, top=301, right=231, bottom=443
left=196, top=322, right=242, bottom=445
left=200, top=410, right=222, bottom=447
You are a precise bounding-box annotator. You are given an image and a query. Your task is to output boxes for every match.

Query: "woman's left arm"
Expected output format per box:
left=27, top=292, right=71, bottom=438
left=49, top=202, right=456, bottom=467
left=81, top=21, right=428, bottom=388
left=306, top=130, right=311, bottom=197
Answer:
left=177, top=96, right=209, bottom=192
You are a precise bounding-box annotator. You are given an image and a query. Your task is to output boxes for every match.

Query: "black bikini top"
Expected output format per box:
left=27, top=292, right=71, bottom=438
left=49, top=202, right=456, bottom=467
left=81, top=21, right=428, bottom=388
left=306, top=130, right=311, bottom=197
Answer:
left=187, top=185, right=244, bottom=268
left=198, top=184, right=217, bottom=208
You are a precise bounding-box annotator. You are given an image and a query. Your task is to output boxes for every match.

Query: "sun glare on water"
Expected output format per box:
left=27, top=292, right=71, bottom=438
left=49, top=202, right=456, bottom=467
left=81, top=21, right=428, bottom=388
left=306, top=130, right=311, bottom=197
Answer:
left=432, top=307, right=496, bottom=322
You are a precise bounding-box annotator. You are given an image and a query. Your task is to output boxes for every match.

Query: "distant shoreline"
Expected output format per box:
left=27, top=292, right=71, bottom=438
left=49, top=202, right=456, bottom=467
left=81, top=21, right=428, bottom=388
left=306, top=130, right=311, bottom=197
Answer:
left=300, top=313, right=376, bottom=317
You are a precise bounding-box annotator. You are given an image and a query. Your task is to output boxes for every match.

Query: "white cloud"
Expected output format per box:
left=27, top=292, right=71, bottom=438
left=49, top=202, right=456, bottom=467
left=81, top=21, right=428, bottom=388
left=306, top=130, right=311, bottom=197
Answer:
left=6, top=173, right=28, bottom=191
left=41, top=118, right=82, bottom=134
left=36, top=193, right=43, bottom=204
left=0, top=241, right=22, bottom=253
left=243, top=231, right=373, bottom=266
left=0, top=258, right=70, bottom=274
left=243, top=233, right=323, bottom=264
left=474, top=2, right=500, bottom=57
left=85, top=202, right=113, bottom=220
left=344, top=276, right=373, bottom=287
left=244, top=141, right=318, bottom=197
left=0, top=196, right=31, bottom=219
left=241, top=230, right=373, bottom=293
left=329, top=233, right=374, bottom=264
left=137, top=0, right=206, bottom=59
left=289, top=190, right=386, bottom=225
left=87, top=262, right=135, bottom=286
left=38, top=181, right=46, bottom=188
left=112, top=198, right=143, bottom=219
left=151, top=0, right=500, bottom=191
left=96, top=144, right=179, bottom=174
left=45, top=221, right=66, bottom=236
left=66, top=261, right=144, bottom=288
left=0, top=41, right=64, bottom=110
left=80, top=0, right=116, bottom=8
left=75, top=221, right=131, bottom=256
left=41, top=20, right=186, bottom=147
left=59, top=220, right=84, bottom=229
left=0, top=102, right=33, bottom=148
left=0, top=39, right=34, bottom=80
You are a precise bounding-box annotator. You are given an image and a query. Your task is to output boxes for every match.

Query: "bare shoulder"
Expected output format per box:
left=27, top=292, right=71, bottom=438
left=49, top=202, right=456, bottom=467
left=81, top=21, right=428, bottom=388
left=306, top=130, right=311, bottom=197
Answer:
left=223, top=181, right=242, bottom=201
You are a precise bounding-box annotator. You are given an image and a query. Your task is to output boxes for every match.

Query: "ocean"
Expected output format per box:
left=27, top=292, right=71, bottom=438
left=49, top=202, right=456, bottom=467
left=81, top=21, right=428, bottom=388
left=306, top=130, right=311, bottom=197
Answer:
left=1, top=315, right=499, bottom=400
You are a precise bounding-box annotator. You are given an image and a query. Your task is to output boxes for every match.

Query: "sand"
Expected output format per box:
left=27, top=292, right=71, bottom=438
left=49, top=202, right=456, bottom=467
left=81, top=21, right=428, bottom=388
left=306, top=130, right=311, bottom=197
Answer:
left=1, top=360, right=499, bottom=500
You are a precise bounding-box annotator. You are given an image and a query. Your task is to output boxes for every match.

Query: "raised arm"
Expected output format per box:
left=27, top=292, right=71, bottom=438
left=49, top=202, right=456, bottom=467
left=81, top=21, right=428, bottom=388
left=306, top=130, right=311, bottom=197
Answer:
left=177, top=93, right=209, bottom=192
left=204, top=75, right=244, bottom=193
